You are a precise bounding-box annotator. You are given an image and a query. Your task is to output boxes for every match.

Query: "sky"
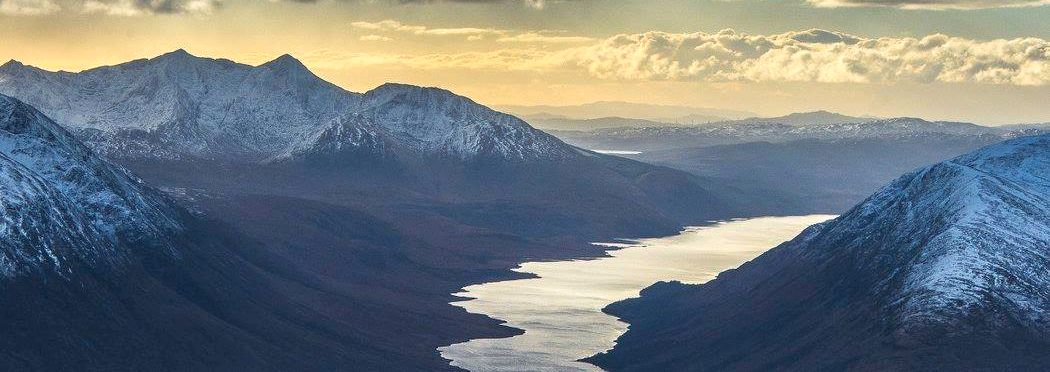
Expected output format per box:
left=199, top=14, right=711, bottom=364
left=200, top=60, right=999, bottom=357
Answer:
left=0, top=0, right=1047, bottom=124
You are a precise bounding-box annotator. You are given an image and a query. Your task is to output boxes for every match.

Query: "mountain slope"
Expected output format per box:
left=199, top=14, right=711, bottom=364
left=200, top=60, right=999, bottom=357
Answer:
left=589, top=134, right=1050, bottom=371
left=0, top=94, right=504, bottom=371
left=0, top=94, right=181, bottom=277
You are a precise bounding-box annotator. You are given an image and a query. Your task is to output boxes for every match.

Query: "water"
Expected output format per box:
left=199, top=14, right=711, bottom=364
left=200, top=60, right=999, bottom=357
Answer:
left=438, top=215, right=835, bottom=371
left=590, top=149, right=643, bottom=155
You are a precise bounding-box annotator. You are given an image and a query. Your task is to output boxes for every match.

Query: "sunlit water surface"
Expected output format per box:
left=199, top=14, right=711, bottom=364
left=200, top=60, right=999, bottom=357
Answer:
left=438, top=215, right=835, bottom=371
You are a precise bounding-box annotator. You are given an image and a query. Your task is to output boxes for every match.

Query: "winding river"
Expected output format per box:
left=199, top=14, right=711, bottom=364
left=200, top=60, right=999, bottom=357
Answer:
left=438, top=215, right=835, bottom=371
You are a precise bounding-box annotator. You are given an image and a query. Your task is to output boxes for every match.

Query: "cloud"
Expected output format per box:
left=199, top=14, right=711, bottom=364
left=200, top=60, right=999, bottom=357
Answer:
left=300, top=48, right=561, bottom=73
left=497, top=32, right=594, bottom=43
left=81, top=0, right=220, bottom=15
left=350, top=19, right=507, bottom=38
left=350, top=19, right=593, bottom=43
left=359, top=34, right=394, bottom=41
left=806, top=0, right=1050, bottom=9
left=0, top=0, right=59, bottom=15
left=565, top=29, right=1050, bottom=86
left=313, top=29, right=1050, bottom=86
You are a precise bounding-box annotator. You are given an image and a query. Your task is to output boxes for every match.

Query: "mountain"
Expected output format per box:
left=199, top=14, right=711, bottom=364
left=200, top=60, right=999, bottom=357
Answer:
left=0, top=94, right=181, bottom=277
left=635, top=135, right=1008, bottom=213
left=522, top=116, right=689, bottom=131
left=0, top=50, right=359, bottom=162
left=0, top=51, right=744, bottom=238
left=496, top=101, right=753, bottom=122
left=745, top=110, right=870, bottom=126
left=551, top=117, right=1023, bottom=214
left=0, top=94, right=383, bottom=370
left=555, top=117, right=1006, bottom=152
left=0, top=52, right=752, bottom=370
left=588, top=134, right=1050, bottom=371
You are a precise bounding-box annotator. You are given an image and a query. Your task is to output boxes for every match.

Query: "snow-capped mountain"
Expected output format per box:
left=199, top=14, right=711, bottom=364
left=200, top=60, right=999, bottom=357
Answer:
left=0, top=94, right=180, bottom=278
left=0, top=51, right=576, bottom=162
left=591, top=134, right=1050, bottom=371
left=0, top=50, right=359, bottom=161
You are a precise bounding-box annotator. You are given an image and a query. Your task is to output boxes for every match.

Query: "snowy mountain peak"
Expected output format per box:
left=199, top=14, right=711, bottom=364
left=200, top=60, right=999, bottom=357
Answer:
left=0, top=52, right=360, bottom=161
left=0, top=55, right=578, bottom=162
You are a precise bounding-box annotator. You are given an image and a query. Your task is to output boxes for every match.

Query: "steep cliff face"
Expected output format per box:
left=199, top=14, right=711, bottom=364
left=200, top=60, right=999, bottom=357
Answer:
left=591, top=134, right=1050, bottom=371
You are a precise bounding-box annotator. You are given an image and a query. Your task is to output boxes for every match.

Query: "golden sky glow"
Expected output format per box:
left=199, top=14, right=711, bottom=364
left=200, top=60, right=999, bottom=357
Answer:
left=1, top=0, right=1048, bottom=124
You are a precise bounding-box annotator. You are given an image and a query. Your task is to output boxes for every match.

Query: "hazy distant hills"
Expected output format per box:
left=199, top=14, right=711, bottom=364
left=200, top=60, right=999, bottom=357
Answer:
left=590, top=134, right=1050, bottom=371
left=521, top=115, right=692, bottom=131
left=546, top=112, right=1043, bottom=213
left=520, top=109, right=867, bottom=132
left=497, top=101, right=755, bottom=123
left=553, top=114, right=1001, bottom=151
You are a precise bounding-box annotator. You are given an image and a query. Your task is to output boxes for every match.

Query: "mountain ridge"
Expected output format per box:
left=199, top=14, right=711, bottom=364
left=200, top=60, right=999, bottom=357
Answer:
left=0, top=51, right=581, bottom=163
left=588, top=134, right=1050, bottom=371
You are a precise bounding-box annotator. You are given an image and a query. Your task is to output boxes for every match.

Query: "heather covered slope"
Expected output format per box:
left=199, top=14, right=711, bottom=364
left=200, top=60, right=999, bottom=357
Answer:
left=590, top=134, right=1050, bottom=371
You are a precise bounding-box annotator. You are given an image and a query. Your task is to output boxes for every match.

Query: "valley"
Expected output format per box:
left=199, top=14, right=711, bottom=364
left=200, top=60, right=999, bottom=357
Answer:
left=0, top=43, right=1045, bottom=372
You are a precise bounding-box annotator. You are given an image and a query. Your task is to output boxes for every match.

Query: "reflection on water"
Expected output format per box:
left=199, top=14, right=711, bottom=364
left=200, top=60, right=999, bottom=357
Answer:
left=438, top=215, right=835, bottom=372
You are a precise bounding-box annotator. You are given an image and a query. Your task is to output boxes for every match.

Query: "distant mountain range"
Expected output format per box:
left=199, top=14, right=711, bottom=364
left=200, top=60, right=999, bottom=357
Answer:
left=554, top=115, right=1014, bottom=151
left=590, top=134, right=1050, bottom=371
left=497, top=101, right=755, bottom=123
left=547, top=112, right=1044, bottom=213
left=521, top=115, right=696, bottom=131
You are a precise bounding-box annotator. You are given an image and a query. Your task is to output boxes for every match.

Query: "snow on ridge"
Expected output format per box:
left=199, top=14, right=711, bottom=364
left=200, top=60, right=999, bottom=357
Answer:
left=351, top=83, right=576, bottom=160
left=0, top=53, right=577, bottom=162
left=0, top=94, right=182, bottom=278
left=800, top=134, right=1050, bottom=333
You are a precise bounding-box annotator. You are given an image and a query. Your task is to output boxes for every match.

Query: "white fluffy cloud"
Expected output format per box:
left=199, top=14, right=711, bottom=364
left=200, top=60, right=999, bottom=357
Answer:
left=564, top=29, right=1049, bottom=85
left=324, top=28, right=1049, bottom=86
